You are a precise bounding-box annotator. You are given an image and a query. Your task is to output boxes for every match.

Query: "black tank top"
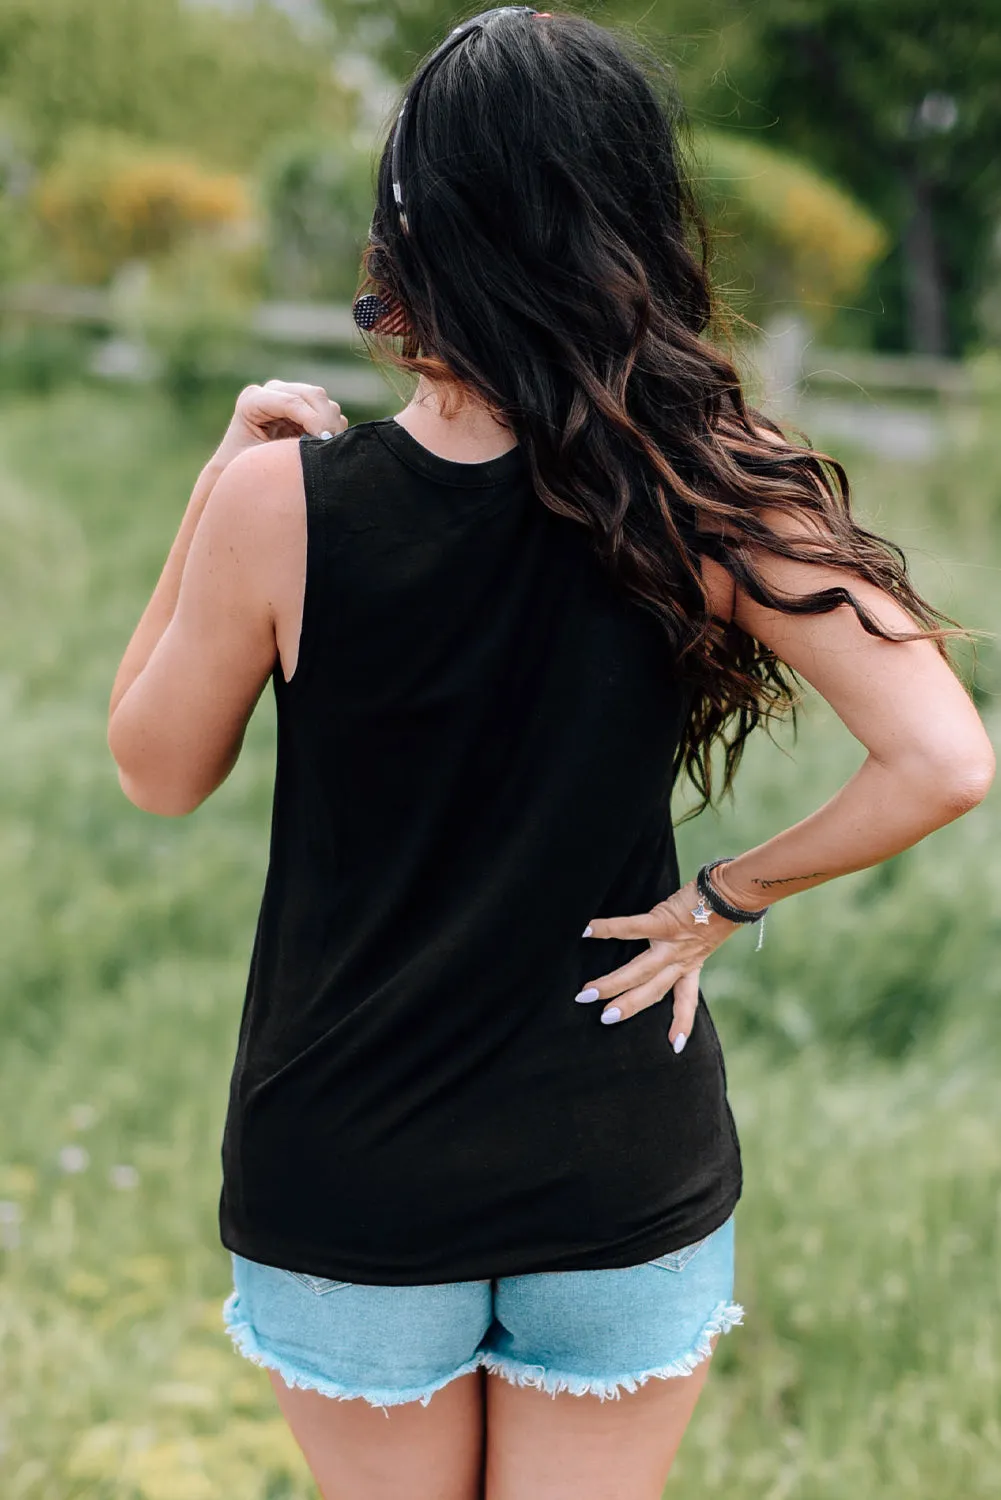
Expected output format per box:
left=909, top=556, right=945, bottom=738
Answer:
left=218, top=418, right=742, bottom=1284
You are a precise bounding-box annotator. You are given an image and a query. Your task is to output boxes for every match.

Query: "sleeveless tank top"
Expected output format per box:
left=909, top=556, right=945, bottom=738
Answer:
left=218, top=417, right=742, bottom=1284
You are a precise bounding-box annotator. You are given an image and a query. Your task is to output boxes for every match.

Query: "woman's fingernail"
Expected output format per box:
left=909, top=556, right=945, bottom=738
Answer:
left=582, top=924, right=593, bottom=937
left=601, top=1007, right=622, bottom=1025
left=319, top=429, right=333, bottom=439
left=673, top=1032, right=687, bottom=1054
left=574, top=987, right=600, bottom=1004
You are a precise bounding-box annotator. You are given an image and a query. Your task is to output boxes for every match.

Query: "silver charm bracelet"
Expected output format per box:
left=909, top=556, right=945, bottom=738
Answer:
left=691, top=857, right=769, bottom=950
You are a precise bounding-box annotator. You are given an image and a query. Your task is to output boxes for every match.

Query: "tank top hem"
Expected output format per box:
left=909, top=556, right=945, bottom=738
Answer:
left=218, top=1178, right=742, bottom=1286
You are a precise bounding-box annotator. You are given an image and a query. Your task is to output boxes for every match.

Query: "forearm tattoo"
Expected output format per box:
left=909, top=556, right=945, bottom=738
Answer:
left=751, top=872, right=825, bottom=889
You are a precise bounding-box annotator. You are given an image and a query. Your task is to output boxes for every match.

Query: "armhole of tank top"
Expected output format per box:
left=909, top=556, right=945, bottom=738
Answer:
left=280, top=435, right=331, bottom=693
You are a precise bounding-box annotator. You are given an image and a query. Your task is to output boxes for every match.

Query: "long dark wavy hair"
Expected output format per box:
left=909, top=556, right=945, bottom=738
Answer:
left=354, top=6, right=967, bottom=817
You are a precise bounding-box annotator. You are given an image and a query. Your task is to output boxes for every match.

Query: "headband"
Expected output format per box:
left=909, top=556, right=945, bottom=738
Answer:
left=391, top=6, right=549, bottom=236
left=353, top=6, right=552, bottom=334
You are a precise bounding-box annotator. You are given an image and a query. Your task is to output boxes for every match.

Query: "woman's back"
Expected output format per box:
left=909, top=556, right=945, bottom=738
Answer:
left=218, top=418, right=742, bottom=1284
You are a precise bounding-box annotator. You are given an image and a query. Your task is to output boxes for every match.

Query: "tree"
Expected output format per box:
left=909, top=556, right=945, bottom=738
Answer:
left=0, top=0, right=355, bottom=171
left=726, top=0, right=1001, bottom=354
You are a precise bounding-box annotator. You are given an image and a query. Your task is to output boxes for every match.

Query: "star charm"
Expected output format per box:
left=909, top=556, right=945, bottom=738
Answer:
left=691, top=897, right=712, bottom=925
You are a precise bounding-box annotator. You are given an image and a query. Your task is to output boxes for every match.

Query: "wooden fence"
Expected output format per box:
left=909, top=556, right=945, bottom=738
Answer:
left=0, top=282, right=391, bottom=406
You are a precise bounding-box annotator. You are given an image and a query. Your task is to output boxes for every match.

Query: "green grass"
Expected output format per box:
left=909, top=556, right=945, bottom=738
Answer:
left=1, top=381, right=999, bottom=1498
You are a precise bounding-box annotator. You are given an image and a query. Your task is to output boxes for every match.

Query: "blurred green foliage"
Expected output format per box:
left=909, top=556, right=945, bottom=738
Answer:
left=700, top=129, right=887, bottom=328
left=137, top=244, right=263, bottom=409
left=259, top=135, right=376, bottom=302
left=0, top=0, right=352, bottom=170
left=0, top=0, right=363, bottom=326
left=0, top=382, right=997, bottom=1495
left=729, top=0, right=1001, bottom=355
left=0, top=321, right=93, bottom=394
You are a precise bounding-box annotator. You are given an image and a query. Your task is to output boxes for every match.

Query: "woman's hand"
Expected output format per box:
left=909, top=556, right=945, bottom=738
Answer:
left=211, top=380, right=348, bottom=471
left=578, top=879, right=744, bottom=1049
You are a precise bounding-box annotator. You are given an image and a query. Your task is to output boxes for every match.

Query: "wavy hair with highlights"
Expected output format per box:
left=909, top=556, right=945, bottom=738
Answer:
left=354, top=7, right=967, bottom=817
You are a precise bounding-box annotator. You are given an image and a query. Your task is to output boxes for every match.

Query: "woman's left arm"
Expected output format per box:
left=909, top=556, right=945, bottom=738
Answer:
left=704, top=511, right=996, bottom=908
left=582, top=507, right=996, bottom=1042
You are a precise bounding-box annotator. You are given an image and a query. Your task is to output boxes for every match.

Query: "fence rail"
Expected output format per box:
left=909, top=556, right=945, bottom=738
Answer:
left=0, top=281, right=391, bottom=405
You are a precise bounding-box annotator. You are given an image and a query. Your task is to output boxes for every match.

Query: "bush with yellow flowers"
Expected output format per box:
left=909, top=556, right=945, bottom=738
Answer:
left=698, top=129, right=889, bottom=329
left=34, top=128, right=254, bottom=286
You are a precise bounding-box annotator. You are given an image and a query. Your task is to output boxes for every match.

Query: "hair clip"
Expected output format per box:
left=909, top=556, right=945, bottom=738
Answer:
left=352, top=291, right=409, bottom=337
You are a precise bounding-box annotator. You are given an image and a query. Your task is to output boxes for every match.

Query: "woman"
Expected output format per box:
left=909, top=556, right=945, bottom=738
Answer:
left=107, top=8, right=994, bottom=1498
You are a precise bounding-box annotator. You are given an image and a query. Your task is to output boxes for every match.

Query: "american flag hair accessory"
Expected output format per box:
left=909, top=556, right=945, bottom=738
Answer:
left=352, top=292, right=410, bottom=336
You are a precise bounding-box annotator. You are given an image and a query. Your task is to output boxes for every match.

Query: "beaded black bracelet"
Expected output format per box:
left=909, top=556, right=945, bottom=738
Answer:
left=691, top=858, right=769, bottom=949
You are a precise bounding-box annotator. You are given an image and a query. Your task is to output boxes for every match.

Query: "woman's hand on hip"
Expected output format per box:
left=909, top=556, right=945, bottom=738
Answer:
left=578, top=879, right=742, bottom=1048
left=212, top=380, right=348, bottom=471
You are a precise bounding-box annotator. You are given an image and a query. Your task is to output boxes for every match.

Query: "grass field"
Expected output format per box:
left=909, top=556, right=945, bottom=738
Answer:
left=1, top=382, right=999, bottom=1498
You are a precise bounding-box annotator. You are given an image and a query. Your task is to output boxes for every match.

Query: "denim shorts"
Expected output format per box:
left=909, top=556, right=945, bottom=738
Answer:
left=221, top=1212, right=742, bottom=1408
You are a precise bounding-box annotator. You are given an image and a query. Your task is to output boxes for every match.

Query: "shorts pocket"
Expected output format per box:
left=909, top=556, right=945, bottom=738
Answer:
left=281, top=1269, right=352, bottom=1296
left=647, top=1234, right=710, bottom=1273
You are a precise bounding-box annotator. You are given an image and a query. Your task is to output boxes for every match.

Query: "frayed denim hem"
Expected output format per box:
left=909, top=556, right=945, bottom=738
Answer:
left=222, top=1286, right=745, bottom=1408
left=480, top=1299, right=745, bottom=1402
left=221, top=1289, right=483, bottom=1411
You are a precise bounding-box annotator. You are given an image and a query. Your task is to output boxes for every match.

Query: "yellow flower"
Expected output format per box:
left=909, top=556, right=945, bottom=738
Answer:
left=699, top=130, right=888, bottom=321
left=126, top=1441, right=216, bottom=1500
left=0, top=1164, right=38, bottom=1197
left=64, top=1269, right=111, bottom=1303
left=34, top=128, right=253, bottom=286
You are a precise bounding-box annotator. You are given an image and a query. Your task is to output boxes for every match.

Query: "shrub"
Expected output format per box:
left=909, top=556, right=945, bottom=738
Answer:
left=258, top=135, right=375, bottom=304
left=124, top=240, right=262, bottom=410
left=698, top=129, right=889, bottom=329
left=0, top=323, right=93, bottom=395
left=34, top=129, right=254, bottom=286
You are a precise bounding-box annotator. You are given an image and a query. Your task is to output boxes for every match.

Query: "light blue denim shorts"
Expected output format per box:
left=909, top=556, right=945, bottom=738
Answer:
left=221, top=1212, right=742, bottom=1407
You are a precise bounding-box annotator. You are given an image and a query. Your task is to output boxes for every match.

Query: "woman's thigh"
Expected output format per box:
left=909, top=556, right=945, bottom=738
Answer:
left=482, top=1213, right=741, bottom=1498
left=223, top=1253, right=493, bottom=1499
left=271, top=1367, right=486, bottom=1500
left=484, top=1349, right=714, bottom=1500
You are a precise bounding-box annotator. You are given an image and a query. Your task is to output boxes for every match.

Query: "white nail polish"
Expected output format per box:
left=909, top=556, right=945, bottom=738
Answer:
left=582, top=924, right=593, bottom=937
left=319, top=429, right=333, bottom=440
left=673, top=1033, right=687, bottom=1054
